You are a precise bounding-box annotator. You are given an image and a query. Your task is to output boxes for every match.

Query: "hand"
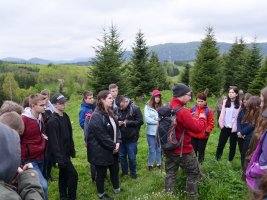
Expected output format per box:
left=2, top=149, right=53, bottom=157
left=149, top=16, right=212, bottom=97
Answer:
left=22, top=163, right=33, bottom=171
left=113, top=143, right=120, bottom=154
left=237, top=132, right=242, bottom=138
left=118, top=121, right=124, bottom=126
left=199, top=113, right=206, bottom=119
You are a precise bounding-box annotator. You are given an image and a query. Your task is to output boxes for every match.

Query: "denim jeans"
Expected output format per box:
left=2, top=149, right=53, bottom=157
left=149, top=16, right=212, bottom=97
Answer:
left=119, top=142, right=137, bottom=176
left=147, top=134, right=161, bottom=166
left=24, top=159, right=48, bottom=200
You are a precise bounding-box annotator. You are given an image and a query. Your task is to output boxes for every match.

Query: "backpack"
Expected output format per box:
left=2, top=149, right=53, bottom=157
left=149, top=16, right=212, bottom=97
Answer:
left=246, top=130, right=267, bottom=190
left=157, top=105, right=184, bottom=155
left=191, top=105, right=209, bottom=118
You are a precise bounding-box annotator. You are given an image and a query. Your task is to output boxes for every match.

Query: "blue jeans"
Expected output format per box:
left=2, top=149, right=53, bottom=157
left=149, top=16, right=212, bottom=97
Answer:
left=119, top=142, right=137, bottom=176
left=24, top=159, right=48, bottom=200
left=147, top=134, right=161, bottom=166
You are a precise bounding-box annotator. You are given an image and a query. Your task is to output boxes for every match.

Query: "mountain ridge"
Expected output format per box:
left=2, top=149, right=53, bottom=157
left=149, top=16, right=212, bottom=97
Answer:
left=2, top=41, right=267, bottom=65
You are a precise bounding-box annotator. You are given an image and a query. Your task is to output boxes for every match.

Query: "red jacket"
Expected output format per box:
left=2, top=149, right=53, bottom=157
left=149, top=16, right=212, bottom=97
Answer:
left=189, top=105, right=214, bottom=139
left=20, top=109, right=46, bottom=161
left=169, top=98, right=206, bottom=154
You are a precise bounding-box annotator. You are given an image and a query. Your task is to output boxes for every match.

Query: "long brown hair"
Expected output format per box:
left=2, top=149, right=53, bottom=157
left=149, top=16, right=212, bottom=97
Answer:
left=148, top=95, right=162, bottom=111
left=96, top=90, right=114, bottom=117
left=242, top=96, right=261, bottom=127
left=253, top=173, right=267, bottom=200
left=225, top=86, right=240, bottom=108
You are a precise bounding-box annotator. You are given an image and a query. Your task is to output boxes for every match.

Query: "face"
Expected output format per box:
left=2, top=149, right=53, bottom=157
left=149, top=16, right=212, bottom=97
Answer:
left=33, top=100, right=46, bottom=114
left=119, top=100, right=129, bottom=110
left=196, top=98, right=206, bottom=107
left=84, top=95, right=94, bottom=104
left=102, top=94, right=113, bottom=109
left=260, top=94, right=264, bottom=107
left=109, top=87, right=118, bottom=99
left=43, top=95, right=49, bottom=104
left=155, top=95, right=161, bottom=104
left=228, top=89, right=238, bottom=99
left=54, top=102, right=66, bottom=112
left=181, top=92, right=192, bottom=104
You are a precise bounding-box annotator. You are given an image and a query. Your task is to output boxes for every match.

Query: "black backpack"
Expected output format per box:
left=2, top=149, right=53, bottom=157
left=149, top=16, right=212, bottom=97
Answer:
left=157, top=105, right=184, bottom=155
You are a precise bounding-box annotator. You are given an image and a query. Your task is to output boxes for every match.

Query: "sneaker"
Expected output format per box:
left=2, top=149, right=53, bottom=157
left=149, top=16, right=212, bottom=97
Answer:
left=99, top=193, right=113, bottom=200
left=121, top=172, right=128, bottom=177
left=148, top=166, right=153, bottom=171
left=114, top=188, right=124, bottom=194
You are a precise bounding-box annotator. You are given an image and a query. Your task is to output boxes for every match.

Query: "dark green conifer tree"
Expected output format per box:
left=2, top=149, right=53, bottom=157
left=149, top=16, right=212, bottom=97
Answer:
left=181, top=63, right=191, bottom=85
left=148, top=51, right=168, bottom=90
left=129, top=30, right=152, bottom=97
left=89, top=25, right=125, bottom=94
left=190, top=27, right=221, bottom=96
left=248, top=58, right=267, bottom=95
left=224, top=38, right=248, bottom=90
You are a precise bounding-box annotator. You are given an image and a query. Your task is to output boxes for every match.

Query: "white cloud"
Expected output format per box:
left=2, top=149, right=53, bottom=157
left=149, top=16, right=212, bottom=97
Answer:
left=0, top=0, right=267, bottom=59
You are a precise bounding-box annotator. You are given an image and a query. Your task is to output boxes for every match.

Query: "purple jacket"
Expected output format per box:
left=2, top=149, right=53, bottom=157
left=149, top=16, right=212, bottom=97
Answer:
left=259, top=129, right=267, bottom=168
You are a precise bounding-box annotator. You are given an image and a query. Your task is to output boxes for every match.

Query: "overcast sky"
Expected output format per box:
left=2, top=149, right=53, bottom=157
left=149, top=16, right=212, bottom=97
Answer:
left=0, top=0, right=266, bottom=60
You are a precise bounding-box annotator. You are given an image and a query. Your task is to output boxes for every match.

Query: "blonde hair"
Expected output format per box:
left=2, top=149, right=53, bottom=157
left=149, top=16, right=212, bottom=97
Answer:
left=29, top=94, right=46, bottom=107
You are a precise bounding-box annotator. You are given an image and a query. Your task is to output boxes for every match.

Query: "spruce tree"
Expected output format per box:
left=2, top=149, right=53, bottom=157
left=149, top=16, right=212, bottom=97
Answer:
left=89, top=25, right=125, bottom=94
left=248, top=58, right=267, bottom=95
left=224, top=38, right=248, bottom=90
left=181, top=63, right=191, bottom=85
left=148, top=52, right=168, bottom=90
left=244, top=41, right=262, bottom=91
left=129, top=30, right=152, bottom=97
left=190, top=27, right=221, bottom=96
left=2, top=73, right=20, bottom=101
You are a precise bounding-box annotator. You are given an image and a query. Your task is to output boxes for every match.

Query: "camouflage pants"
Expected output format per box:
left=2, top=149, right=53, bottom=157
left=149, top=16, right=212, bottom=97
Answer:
left=165, top=152, right=200, bottom=199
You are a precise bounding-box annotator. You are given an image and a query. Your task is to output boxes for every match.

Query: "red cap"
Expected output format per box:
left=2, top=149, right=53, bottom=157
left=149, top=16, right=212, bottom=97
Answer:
left=152, top=90, right=161, bottom=96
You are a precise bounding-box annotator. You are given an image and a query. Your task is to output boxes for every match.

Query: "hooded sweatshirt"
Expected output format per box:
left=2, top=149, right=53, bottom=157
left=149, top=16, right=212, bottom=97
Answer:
left=20, top=107, right=46, bottom=161
left=0, top=122, right=21, bottom=184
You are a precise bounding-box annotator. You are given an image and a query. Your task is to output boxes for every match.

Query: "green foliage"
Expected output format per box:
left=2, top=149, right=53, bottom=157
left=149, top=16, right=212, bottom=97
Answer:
left=162, top=61, right=180, bottom=77
left=180, top=64, right=191, bottom=85
left=148, top=52, right=168, bottom=90
left=248, top=58, right=267, bottom=95
left=128, top=30, right=153, bottom=97
left=2, top=73, right=20, bottom=101
left=224, top=38, right=248, bottom=90
left=190, top=27, right=221, bottom=96
left=88, top=24, right=125, bottom=94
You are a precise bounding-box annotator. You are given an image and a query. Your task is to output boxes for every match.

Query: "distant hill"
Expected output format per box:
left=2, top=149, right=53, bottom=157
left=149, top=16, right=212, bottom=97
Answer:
left=2, top=42, right=267, bottom=64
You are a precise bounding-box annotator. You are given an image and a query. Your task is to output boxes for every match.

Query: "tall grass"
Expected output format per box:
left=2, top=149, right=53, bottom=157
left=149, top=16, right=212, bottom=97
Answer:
left=48, top=91, right=249, bottom=200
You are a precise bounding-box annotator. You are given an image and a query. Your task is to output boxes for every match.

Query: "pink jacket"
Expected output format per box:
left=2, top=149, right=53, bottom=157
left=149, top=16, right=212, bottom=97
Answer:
left=218, top=99, right=240, bottom=132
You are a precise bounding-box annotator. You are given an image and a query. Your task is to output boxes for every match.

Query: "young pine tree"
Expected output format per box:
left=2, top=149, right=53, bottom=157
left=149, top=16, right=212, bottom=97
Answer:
left=89, top=25, right=125, bottom=94
left=148, top=52, right=168, bottom=90
left=190, top=27, right=221, bottom=96
left=129, top=30, right=152, bottom=97
left=181, top=63, right=191, bottom=86
left=224, top=38, right=248, bottom=90
left=248, top=58, right=267, bottom=95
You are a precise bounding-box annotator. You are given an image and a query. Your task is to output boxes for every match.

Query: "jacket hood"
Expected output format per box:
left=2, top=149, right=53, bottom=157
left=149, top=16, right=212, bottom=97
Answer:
left=22, top=107, right=42, bottom=121
left=0, top=123, right=21, bottom=183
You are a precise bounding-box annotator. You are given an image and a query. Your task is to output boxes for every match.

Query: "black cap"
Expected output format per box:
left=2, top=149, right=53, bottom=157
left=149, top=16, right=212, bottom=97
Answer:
left=51, top=93, right=67, bottom=104
left=172, top=83, right=191, bottom=97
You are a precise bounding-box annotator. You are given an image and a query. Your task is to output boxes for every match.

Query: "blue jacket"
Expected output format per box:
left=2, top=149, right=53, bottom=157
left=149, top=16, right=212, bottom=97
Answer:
left=144, top=104, right=158, bottom=136
left=237, top=109, right=254, bottom=140
left=79, top=100, right=94, bottom=129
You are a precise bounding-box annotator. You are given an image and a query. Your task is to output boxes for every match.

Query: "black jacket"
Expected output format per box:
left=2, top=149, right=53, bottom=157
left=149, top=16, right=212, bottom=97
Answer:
left=46, top=112, right=75, bottom=167
left=117, top=101, right=144, bottom=143
left=87, top=110, right=121, bottom=166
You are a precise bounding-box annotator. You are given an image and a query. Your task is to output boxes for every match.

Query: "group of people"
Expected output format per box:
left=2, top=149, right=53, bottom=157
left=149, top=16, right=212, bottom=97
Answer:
left=0, top=82, right=267, bottom=200
left=0, top=90, right=77, bottom=200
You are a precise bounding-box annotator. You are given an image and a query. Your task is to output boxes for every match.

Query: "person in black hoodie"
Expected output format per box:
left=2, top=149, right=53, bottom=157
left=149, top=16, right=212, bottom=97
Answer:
left=87, top=90, right=122, bottom=200
left=46, top=93, right=78, bottom=200
left=115, top=95, right=144, bottom=179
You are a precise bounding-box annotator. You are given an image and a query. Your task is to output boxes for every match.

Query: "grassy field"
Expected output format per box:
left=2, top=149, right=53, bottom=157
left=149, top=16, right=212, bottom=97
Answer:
left=48, top=90, right=250, bottom=200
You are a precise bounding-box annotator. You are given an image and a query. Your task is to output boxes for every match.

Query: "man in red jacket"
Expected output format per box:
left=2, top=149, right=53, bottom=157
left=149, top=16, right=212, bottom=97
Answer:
left=165, top=83, right=206, bottom=200
left=21, top=94, right=48, bottom=200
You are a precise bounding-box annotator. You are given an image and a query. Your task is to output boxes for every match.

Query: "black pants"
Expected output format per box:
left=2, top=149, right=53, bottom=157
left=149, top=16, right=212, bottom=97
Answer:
left=241, top=138, right=251, bottom=169
left=59, top=158, right=78, bottom=200
left=191, top=137, right=209, bottom=164
left=216, top=127, right=237, bottom=161
left=95, top=155, right=119, bottom=194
